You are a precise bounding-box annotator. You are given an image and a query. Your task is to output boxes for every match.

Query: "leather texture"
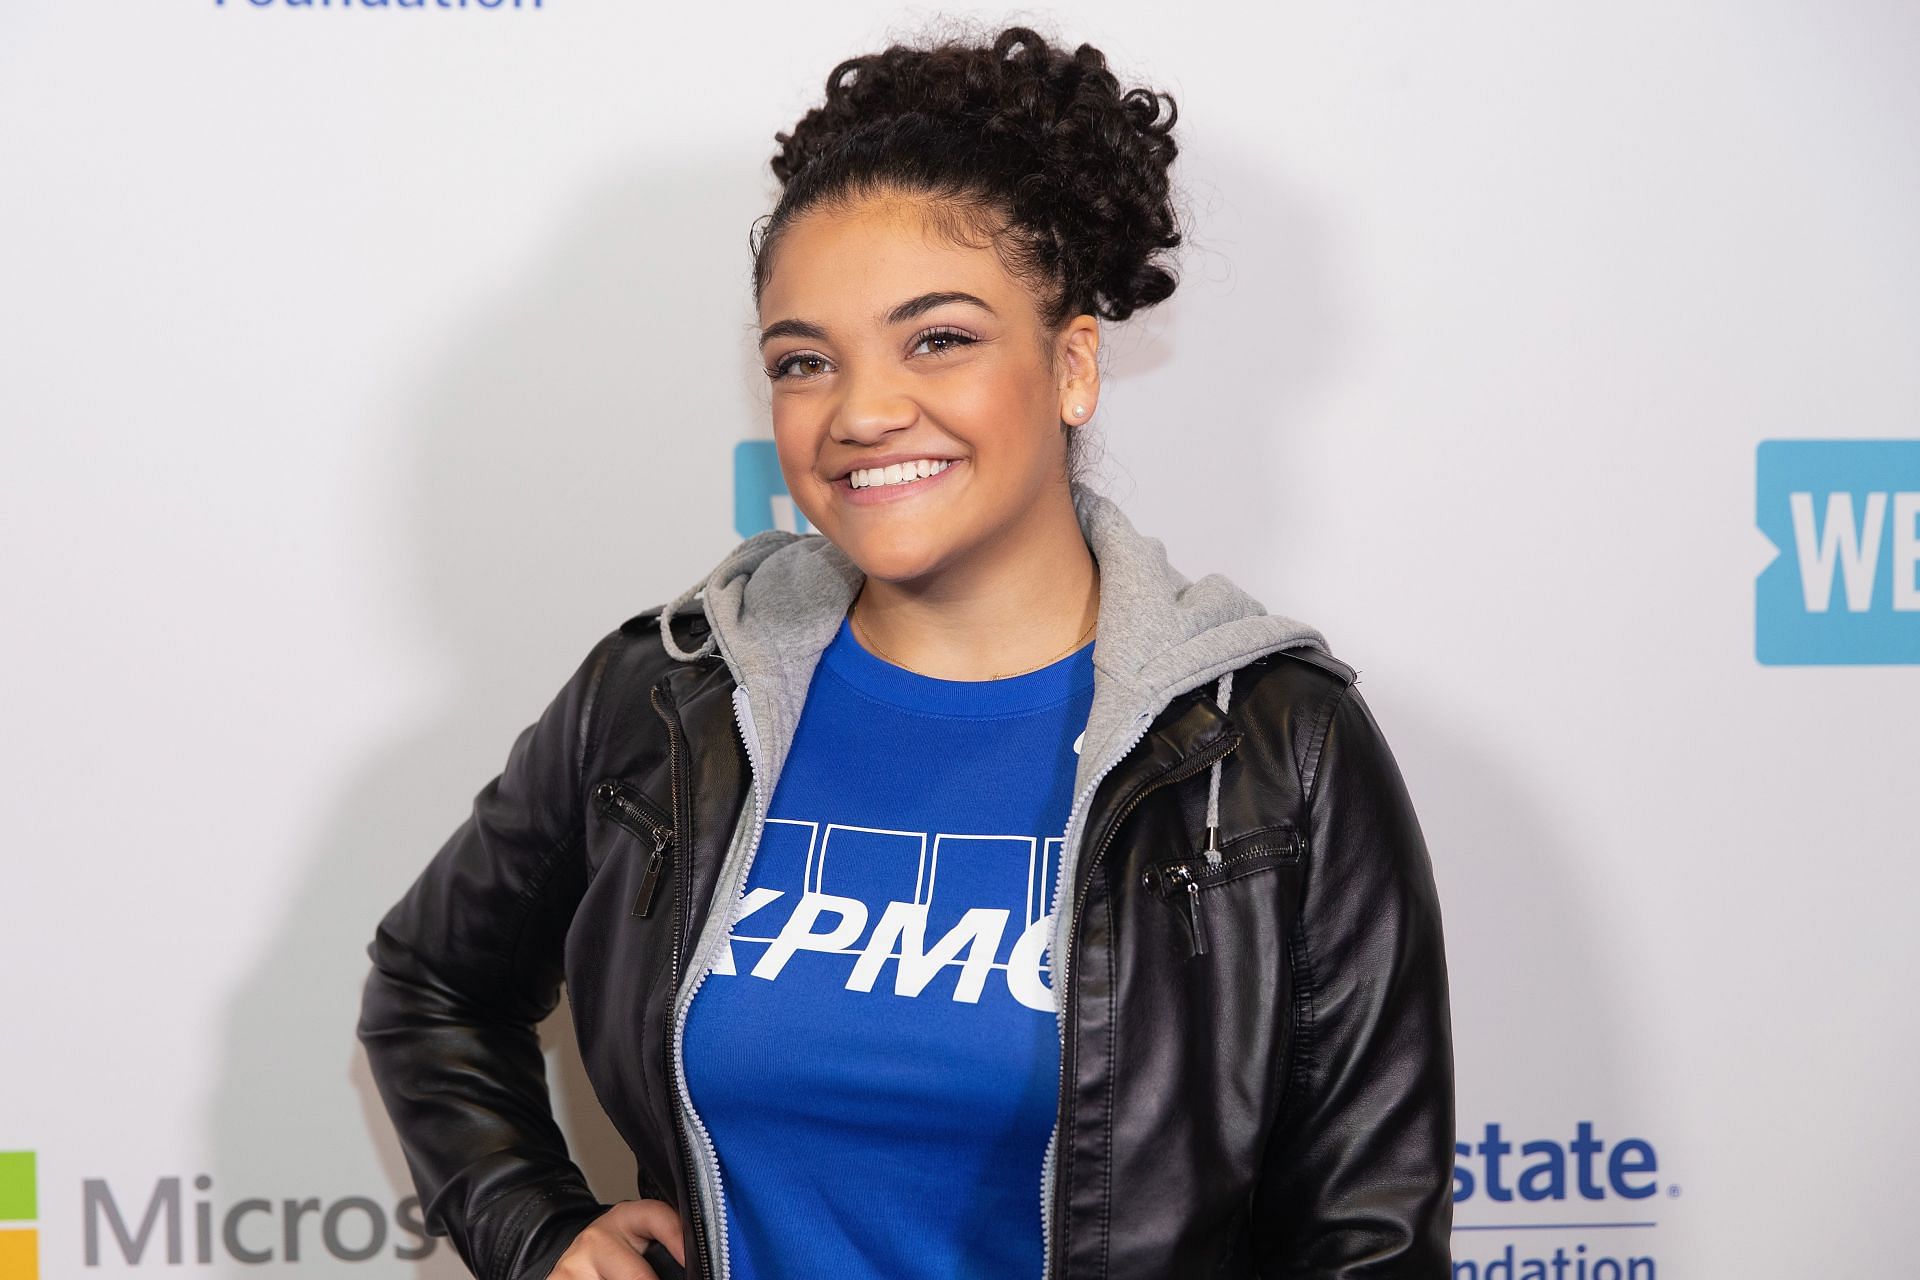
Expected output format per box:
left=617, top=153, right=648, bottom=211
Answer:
left=357, top=603, right=1454, bottom=1279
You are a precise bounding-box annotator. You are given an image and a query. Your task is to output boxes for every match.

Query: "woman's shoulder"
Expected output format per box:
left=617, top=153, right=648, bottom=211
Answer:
left=1229, top=640, right=1359, bottom=715
left=588, top=601, right=723, bottom=688
left=1258, top=642, right=1357, bottom=687
left=615, top=600, right=713, bottom=651
left=1220, top=641, right=1380, bottom=807
left=540, top=602, right=724, bottom=731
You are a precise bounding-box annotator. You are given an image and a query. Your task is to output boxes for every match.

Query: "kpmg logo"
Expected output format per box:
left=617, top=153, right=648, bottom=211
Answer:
left=736, top=440, right=813, bottom=537
left=713, top=814, right=1061, bottom=1012
left=1756, top=439, right=1920, bottom=664
left=1451, top=1123, right=1670, bottom=1280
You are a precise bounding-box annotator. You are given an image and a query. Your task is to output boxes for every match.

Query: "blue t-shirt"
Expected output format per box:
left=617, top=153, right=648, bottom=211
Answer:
left=681, top=614, right=1095, bottom=1279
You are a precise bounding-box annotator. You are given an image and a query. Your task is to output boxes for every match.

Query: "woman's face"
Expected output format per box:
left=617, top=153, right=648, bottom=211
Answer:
left=757, top=193, right=1099, bottom=587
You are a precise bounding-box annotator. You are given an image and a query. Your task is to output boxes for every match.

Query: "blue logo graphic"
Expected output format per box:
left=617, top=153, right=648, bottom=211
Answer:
left=1756, top=439, right=1920, bottom=665
left=1450, top=1124, right=1668, bottom=1280
left=734, top=440, right=813, bottom=538
left=1453, top=1123, right=1657, bottom=1204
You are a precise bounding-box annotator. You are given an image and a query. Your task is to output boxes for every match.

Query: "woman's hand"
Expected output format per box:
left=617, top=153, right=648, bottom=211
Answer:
left=549, top=1199, right=686, bottom=1279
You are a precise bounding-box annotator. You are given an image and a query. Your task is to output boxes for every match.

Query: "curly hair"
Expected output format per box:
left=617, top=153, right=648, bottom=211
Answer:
left=750, top=22, right=1187, bottom=333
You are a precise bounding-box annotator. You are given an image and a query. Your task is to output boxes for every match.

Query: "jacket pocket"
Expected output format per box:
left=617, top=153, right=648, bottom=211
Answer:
left=589, top=777, right=676, bottom=919
left=1140, top=824, right=1304, bottom=958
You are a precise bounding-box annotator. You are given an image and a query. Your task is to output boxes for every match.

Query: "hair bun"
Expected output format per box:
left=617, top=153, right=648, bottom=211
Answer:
left=760, top=22, right=1185, bottom=325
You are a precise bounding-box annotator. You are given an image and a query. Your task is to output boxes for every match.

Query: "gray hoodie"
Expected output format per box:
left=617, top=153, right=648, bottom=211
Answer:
left=651, top=477, right=1332, bottom=1277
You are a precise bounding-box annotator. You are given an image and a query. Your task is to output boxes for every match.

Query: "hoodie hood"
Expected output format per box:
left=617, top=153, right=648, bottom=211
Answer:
left=657, top=477, right=1331, bottom=826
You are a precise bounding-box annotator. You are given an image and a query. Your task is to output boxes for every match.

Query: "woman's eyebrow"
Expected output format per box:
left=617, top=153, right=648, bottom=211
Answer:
left=884, top=290, right=997, bottom=326
left=759, top=290, right=997, bottom=347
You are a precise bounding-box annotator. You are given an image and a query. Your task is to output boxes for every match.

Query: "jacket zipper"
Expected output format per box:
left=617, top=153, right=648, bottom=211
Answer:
left=1039, top=708, right=1149, bottom=1280
left=650, top=682, right=718, bottom=1280
left=591, top=779, right=674, bottom=918
left=1040, top=720, right=1242, bottom=1278
left=662, top=681, right=769, bottom=1280
left=1142, top=829, right=1302, bottom=959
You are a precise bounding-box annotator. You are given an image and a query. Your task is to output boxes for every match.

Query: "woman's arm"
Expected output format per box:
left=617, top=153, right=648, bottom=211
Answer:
left=1250, top=681, right=1456, bottom=1278
left=356, top=630, right=624, bottom=1280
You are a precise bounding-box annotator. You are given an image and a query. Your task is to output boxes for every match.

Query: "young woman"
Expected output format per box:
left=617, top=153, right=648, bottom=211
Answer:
left=359, top=23, right=1454, bottom=1280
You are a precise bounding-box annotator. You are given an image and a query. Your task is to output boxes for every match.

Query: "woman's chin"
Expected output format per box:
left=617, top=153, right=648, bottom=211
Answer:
left=833, top=530, right=967, bottom=587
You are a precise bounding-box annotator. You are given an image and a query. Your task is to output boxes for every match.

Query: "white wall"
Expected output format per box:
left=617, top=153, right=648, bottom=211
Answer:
left=4, top=1, right=1916, bottom=1275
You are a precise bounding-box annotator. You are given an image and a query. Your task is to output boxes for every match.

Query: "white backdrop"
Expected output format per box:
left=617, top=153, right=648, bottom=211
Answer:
left=4, top=2, right=1918, bottom=1276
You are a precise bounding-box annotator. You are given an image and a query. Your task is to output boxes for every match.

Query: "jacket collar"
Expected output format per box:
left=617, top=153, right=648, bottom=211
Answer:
left=656, top=479, right=1330, bottom=810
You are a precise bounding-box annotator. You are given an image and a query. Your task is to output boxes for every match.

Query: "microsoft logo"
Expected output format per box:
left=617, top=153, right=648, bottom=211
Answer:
left=0, top=1151, right=438, bottom=1272
left=0, top=1151, right=35, bottom=1280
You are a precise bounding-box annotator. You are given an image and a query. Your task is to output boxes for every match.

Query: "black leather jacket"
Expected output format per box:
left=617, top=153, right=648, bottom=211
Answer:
left=358, top=486, right=1454, bottom=1280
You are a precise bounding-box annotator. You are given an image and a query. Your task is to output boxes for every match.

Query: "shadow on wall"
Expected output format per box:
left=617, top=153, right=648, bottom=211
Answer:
left=1390, top=690, right=1641, bottom=1151
left=203, top=144, right=760, bottom=1277
left=204, top=129, right=1640, bottom=1277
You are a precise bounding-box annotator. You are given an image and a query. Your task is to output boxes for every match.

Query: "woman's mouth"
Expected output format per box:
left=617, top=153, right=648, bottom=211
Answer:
left=837, top=458, right=964, bottom=505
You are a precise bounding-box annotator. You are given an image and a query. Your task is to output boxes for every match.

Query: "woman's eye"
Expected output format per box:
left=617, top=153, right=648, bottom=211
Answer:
left=767, top=331, right=973, bottom=381
left=914, top=328, right=976, bottom=357
left=768, top=353, right=829, bottom=381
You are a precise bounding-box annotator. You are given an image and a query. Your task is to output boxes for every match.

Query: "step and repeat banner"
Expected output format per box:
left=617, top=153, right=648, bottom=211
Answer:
left=3, top=2, right=1916, bottom=1277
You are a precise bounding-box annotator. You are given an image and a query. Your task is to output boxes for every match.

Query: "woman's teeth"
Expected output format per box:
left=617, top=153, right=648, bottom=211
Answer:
left=848, top=458, right=954, bottom=490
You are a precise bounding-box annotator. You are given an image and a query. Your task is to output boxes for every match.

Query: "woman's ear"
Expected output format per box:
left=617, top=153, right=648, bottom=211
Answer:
left=1057, top=314, right=1101, bottom=422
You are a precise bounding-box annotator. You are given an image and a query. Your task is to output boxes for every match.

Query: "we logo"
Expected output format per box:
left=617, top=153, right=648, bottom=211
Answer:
left=734, top=440, right=814, bottom=537
left=1755, top=440, right=1920, bottom=664
left=0, top=1151, right=36, bottom=1280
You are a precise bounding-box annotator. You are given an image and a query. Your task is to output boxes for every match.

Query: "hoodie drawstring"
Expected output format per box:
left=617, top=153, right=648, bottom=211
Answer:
left=659, top=578, right=719, bottom=663
left=1201, top=669, right=1234, bottom=868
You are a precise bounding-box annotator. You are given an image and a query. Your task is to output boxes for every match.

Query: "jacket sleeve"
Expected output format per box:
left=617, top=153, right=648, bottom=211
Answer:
left=356, top=630, right=624, bottom=1280
left=1250, top=681, right=1455, bottom=1278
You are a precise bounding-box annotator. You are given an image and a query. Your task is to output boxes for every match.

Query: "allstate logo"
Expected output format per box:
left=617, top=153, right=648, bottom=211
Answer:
left=1756, top=439, right=1920, bottom=664
left=1452, top=1124, right=1669, bottom=1280
left=736, top=440, right=813, bottom=537
left=1453, top=1122, right=1659, bottom=1204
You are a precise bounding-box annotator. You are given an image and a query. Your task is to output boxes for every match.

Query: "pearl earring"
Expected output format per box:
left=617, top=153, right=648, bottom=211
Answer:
left=1071, top=404, right=1086, bottom=417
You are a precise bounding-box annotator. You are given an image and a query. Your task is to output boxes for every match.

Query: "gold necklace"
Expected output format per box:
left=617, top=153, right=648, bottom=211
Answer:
left=850, top=581, right=1099, bottom=680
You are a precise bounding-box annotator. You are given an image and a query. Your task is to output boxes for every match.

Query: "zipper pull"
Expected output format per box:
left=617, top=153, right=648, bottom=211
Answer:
left=631, top=830, right=669, bottom=918
left=1142, top=861, right=1210, bottom=958
left=1185, top=879, right=1210, bottom=955
left=595, top=780, right=675, bottom=919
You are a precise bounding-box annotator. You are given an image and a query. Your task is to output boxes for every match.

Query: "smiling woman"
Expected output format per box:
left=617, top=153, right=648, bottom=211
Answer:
left=744, top=33, right=1182, bottom=673
left=357, top=18, right=1455, bottom=1280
